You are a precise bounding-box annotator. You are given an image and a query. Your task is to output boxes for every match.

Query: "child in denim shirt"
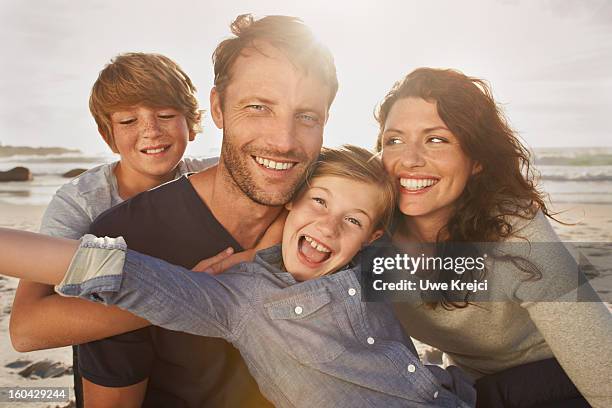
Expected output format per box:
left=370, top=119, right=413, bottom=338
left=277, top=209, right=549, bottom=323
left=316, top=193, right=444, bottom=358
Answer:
left=1, top=145, right=476, bottom=407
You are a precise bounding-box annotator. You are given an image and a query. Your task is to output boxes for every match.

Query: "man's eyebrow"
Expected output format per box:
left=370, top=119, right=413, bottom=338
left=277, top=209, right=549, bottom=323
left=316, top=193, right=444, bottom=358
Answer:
left=236, top=96, right=277, bottom=106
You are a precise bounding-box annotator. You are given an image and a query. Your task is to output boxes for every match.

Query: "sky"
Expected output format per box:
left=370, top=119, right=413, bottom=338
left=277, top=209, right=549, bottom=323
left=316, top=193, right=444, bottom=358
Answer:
left=0, top=0, right=611, bottom=157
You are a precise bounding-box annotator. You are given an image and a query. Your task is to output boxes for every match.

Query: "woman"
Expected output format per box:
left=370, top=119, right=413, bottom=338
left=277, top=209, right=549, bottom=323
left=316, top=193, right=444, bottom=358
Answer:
left=374, top=68, right=612, bottom=408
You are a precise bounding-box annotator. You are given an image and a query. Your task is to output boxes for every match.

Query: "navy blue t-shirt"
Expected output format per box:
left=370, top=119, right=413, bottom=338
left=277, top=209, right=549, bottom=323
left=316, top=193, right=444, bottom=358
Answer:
left=77, top=175, right=271, bottom=408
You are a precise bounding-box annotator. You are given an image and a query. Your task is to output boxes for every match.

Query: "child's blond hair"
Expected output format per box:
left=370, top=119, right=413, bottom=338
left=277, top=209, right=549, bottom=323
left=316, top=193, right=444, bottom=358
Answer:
left=89, top=52, right=202, bottom=152
left=299, top=145, right=397, bottom=232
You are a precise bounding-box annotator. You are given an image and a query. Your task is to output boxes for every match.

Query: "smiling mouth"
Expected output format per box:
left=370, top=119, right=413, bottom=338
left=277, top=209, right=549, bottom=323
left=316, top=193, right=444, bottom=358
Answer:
left=399, top=177, right=439, bottom=192
left=253, top=156, right=297, bottom=171
left=141, top=145, right=170, bottom=155
left=298, top=235, right=332, bottom=265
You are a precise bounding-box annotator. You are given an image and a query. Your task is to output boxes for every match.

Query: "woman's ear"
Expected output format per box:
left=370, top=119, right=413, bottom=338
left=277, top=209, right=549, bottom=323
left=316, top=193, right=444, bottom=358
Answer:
left=472, top=161, right=483, bottom=175
left=367, top=229, right=384, bottom=244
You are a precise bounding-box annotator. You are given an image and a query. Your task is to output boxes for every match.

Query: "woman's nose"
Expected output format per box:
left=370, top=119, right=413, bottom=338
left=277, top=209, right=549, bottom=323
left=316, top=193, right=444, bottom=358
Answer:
left=399, top=143, right=426, bottom=168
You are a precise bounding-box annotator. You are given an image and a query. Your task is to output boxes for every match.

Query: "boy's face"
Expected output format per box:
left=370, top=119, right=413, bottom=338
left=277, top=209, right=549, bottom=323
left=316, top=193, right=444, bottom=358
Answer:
left=106, top=104, right=195, bottom=180
left=281, top=176, right=384, bottom=281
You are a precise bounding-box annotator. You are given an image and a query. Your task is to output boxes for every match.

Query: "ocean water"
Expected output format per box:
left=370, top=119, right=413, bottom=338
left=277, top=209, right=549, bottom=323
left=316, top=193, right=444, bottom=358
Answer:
left=0, top=147, right=611, bottom=206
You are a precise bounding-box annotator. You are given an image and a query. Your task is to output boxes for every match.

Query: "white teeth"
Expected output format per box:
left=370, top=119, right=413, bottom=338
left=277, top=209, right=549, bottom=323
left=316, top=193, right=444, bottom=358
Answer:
left=303, top=235, right=331, bottom=253
left=255, top=156, right=295, bottom=170
left=143, top=147, right=167, bottom=154
left=400, top=178, right=438, bottom=191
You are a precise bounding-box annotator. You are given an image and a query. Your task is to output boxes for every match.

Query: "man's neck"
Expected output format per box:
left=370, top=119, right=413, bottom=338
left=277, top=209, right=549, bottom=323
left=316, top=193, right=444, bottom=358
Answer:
left=189, top=164, right=283, bottom=250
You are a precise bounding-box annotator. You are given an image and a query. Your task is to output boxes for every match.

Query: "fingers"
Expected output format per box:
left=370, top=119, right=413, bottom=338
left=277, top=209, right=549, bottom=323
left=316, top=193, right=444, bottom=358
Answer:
left=206, top=249, right=256, bottom=275
left=191, top=247, right=234, bottom=272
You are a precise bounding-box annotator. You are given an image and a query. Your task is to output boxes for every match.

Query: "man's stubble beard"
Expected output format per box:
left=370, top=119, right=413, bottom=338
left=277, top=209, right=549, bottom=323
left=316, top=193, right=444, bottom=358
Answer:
left=220, top=128, right=309, bottom=207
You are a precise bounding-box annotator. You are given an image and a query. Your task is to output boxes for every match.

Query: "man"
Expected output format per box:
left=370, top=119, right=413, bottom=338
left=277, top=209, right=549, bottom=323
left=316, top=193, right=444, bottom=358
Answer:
left=11, top=14, right=337, bottom=408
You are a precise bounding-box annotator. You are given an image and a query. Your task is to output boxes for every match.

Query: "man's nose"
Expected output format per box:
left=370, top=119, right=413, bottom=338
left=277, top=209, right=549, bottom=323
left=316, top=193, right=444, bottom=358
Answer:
left=266, top=116, right=297, bottom=154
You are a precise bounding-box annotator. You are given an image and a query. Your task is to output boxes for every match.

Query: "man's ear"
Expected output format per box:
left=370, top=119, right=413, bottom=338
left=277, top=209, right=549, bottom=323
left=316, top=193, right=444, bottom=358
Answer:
left=98, top=127, right=119, bottom=154
left=210, top=87, right=224, bottom=129
left=472, top=161, right=483, bottom=175
left=367, top=229, right=384, bottom=244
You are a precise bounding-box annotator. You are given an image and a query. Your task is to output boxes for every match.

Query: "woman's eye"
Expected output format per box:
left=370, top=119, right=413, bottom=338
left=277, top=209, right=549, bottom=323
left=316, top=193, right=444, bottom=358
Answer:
left=312, top=197, right=326, bottom=207
left=384, top=137, right=403, bottom=146
left=428, top=136, right=447, bottom=143
left=346, top=217, right=362, bottom=227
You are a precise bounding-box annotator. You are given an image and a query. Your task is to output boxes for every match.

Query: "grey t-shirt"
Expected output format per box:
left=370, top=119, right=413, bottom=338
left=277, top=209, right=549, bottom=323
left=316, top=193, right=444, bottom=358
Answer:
left=40, top=157, right=218, bottom=238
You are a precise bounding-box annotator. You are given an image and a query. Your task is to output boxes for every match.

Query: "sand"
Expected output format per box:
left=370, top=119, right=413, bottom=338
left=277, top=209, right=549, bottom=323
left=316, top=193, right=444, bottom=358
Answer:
left=0, top=200, right=610, bottom=406
left=0, top=203, right=73, bottom=407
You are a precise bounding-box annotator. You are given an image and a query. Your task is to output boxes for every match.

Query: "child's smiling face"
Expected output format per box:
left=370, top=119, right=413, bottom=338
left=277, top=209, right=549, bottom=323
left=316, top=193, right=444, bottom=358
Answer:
left=281, top=176, right=384, bottom=281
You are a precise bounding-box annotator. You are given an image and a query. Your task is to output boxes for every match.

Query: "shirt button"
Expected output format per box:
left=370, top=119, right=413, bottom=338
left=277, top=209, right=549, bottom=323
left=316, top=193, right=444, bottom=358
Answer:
left=366, top=337, right=375, bottom=345
left=348, top=288, right=356, bottom=296
left=294, top=306, right=303, bottom=315
left=407, top=364, right=416, bottom=373
left=433, top=391, right=439, bottom=399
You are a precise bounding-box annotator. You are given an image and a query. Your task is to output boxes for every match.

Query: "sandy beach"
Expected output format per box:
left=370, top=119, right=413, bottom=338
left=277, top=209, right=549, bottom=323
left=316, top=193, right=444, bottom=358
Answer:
left=0, top=200, right=610, bottom=406
left=0, top=203, right=73, bottom=407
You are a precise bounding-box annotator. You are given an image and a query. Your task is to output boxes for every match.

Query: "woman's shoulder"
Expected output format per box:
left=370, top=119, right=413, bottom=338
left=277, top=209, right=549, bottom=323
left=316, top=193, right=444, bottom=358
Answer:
left=502, top=208, right=560, bottom=243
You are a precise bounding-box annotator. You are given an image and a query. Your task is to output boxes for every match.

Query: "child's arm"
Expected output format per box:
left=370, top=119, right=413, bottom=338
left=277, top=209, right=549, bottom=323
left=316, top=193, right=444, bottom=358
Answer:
left=1, top=229, right=247, bottom=340
left=0, top=227, right=78, bottom=284
left=10, top=284, right=148, bottom=351
left=10, top=183, right=148, bottom=350
left=55, top=235, right=247, bottom=340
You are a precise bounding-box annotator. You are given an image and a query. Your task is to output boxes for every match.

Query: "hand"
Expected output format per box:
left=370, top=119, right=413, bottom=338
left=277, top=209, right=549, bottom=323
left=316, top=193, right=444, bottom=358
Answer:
left=191, top=248, right=257, bottom=275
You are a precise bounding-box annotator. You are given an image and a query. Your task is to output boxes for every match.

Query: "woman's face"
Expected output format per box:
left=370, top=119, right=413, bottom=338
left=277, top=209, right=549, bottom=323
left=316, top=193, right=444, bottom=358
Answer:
left=380, top=97, right=479, bottom=223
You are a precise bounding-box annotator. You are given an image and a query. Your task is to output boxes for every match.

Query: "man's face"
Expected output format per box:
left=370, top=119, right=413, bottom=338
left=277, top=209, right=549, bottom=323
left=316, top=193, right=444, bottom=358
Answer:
left=211, top=43, right=330, bottom=206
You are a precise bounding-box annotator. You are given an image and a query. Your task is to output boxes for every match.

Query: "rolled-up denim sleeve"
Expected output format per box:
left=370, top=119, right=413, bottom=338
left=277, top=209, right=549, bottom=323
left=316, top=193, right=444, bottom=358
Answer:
left=55, top=234, right=241, bottom=340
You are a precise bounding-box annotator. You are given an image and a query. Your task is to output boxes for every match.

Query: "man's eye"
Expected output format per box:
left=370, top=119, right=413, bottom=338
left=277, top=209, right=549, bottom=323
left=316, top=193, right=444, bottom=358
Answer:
left=346, top=217, right=362, bottom=227
left=312, top=197, right=326, bottom=207
left=247, top=105, right=266, bottom=111
left=298, top=113, right=318, bottom=123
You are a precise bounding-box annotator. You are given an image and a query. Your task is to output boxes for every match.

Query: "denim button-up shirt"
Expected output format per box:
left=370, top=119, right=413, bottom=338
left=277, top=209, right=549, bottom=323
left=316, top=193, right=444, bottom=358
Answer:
left=57, top=235, right=474, bottom=408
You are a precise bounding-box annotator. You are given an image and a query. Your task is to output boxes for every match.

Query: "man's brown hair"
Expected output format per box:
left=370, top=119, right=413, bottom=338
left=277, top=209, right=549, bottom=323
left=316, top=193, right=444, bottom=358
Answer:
left=212, top=14, right=338, bottom=107
left=89, top=52, right=201, bottom=152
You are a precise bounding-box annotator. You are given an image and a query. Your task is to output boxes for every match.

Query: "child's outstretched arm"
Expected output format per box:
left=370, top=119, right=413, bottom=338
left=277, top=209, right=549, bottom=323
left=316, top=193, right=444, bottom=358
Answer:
left=54, top=235, right=249, bottom=341
left=0, top=227, right=78, bottom=284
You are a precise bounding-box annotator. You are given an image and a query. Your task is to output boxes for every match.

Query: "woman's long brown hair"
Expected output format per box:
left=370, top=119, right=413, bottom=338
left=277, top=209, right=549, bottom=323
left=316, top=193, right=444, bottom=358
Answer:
left=375, top=68, right=557, bottom=308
